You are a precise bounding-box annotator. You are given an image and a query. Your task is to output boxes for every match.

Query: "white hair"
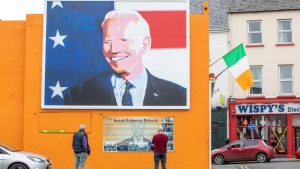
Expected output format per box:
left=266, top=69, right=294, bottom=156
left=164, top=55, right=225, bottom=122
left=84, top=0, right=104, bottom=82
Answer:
left=101, top=10, right=151, bottom=50
left=79, top=124, right=86, bottom=130
left=158, top=126, right=163, bottom=132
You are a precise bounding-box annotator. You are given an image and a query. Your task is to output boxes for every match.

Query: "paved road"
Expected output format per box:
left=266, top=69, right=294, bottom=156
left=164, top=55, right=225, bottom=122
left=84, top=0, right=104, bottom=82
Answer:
left=211, top=158, right=300, bottom=169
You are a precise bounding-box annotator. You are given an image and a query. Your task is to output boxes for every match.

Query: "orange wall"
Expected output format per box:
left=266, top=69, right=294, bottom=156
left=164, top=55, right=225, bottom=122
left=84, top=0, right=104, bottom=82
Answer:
left=0, top=3, right=209, bottom=169
left=0, top=21, right=25, bottom=150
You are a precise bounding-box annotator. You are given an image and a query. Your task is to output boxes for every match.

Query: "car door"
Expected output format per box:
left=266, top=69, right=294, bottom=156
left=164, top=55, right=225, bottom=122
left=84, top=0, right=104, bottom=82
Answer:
left=0, top=148, right=4, bottom=169
left=242, top=140, right=259, bottom=160
left=222, top=141, right=245, bottom=161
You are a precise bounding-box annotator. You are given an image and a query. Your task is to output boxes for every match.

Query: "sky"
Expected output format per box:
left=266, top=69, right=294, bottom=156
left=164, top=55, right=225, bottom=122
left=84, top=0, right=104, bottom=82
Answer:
left=0, top=0, right=44, bottom=20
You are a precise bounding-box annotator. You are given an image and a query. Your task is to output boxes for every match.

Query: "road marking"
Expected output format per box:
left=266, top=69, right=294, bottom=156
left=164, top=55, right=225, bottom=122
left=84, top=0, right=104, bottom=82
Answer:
left=239, top=166, right=249, bottom=169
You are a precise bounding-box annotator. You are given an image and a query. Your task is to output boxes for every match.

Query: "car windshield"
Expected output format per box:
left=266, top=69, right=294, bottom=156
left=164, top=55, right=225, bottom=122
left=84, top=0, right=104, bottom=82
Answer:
left=0, top=144, right=20, bottom=152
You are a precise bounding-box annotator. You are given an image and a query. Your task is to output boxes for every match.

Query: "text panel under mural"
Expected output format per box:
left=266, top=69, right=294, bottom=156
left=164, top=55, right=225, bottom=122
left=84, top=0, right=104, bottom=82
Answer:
left=104, top=116, right=174, bottom=152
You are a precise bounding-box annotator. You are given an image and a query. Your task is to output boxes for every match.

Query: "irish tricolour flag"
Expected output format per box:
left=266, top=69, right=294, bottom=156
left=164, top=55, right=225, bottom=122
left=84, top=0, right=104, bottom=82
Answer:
left=223, top=44, right=253, bottom=91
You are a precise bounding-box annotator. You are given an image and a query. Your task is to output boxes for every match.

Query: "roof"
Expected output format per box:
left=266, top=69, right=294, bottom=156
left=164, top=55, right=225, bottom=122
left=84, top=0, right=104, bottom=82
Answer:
left=190, top=0, right=231, bottom=31
left=229, top=0, right=300, bottom=13
left=190, top=0, right=203, bottom=14
left=207, top=0, right=231, bottom=31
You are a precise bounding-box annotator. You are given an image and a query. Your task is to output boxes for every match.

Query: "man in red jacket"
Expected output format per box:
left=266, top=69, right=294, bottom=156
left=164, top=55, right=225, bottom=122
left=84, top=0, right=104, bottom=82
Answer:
left=152, top=126, right=169, bottom=169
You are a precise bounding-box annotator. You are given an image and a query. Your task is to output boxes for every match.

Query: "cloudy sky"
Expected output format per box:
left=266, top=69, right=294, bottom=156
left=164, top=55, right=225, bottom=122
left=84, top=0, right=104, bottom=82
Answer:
left=0, top=0, right=44, bottom=20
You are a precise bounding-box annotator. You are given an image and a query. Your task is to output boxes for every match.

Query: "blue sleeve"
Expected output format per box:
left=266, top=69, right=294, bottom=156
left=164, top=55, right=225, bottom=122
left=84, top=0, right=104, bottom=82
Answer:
left=82, top=135, right=88, bottom=152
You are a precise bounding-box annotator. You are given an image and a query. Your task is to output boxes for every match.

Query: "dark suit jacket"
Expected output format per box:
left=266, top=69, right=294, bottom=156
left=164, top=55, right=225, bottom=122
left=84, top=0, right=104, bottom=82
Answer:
left=64, top=70, right=186, bottom=106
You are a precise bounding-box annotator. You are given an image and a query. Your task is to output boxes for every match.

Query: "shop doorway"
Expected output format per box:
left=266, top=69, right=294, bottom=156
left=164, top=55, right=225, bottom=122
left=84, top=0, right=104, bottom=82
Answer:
left=294, top=127, right=300, bottom=153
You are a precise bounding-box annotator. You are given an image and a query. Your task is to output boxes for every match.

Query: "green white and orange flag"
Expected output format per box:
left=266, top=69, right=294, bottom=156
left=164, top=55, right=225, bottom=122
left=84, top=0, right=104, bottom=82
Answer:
left=223, top=44, right=253, bottom=91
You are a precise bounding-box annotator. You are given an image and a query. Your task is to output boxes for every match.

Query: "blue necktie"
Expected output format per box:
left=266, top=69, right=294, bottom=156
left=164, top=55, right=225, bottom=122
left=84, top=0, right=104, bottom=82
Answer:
left=122, top=82, right=133, bottom=106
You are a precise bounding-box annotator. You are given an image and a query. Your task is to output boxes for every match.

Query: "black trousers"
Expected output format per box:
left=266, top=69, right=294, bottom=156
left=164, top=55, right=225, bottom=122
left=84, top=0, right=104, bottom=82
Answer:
left=154, top=152, right=166, bottom=169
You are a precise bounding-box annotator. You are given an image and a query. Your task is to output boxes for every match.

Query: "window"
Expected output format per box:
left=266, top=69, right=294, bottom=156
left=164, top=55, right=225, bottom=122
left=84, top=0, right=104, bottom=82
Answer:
left=243, top=140, right=258, bottom=147
left=278, top=20, right=292, bottom=43
left=250, top=66, right=262, bottom=95
left=248, top=21, right=262, bottom=44
left=228, top=141, right=242, bottom=148
left=0, top=148, right=8, bottom=154
left=279, top=65, right=293, bottom=94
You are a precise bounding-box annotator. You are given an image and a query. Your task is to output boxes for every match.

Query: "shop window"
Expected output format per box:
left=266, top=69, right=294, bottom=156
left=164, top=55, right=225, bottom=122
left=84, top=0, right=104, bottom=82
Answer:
left=248, top=20, right=262, bottom=44
left=279, top=65, right=293, bottom=95
left=250, top=66, right=262, bottom=95
left=277, top=19, right=292, bottom=43
left=236, top=115, right=288, bottom=155
left=236, top=116, right=255, bottom=140
left=292, top=115, right=300, bottom=126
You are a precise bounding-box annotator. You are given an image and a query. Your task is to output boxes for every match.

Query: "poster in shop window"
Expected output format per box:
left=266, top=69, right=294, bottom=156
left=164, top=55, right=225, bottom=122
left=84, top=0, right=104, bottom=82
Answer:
left=103, top=116, right=174, bottom=152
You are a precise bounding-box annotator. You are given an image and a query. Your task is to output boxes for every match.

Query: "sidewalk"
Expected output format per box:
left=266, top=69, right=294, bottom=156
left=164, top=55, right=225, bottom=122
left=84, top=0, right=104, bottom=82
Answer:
left=271, top=157, right=299, bottom=162
left=211, top=158, right=300, bottom=169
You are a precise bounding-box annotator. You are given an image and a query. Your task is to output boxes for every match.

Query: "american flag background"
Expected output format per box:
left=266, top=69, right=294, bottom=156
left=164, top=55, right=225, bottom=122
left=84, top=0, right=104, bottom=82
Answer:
left=42, top=0, right=189, bottom=108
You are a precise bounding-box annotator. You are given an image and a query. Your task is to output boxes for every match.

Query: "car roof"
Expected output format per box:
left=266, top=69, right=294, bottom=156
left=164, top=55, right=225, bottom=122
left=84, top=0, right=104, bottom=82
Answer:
left=229, top=139, right=262, bottom=144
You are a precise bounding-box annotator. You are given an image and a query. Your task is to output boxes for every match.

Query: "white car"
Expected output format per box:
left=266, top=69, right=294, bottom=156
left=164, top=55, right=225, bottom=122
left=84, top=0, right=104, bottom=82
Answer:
left=0, top=144, right=52, bottom=169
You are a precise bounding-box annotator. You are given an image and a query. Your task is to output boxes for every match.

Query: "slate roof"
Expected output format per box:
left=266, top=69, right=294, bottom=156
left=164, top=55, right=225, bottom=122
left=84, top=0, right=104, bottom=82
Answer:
left=190, top=0, right=231, bottom=31
left=229, top=0, right=300, bottom=13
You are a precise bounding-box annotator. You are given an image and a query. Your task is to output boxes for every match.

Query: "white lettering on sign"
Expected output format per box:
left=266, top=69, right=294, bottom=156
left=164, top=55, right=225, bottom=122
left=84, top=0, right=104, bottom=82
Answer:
left=236, top=103, right=300, bottom=114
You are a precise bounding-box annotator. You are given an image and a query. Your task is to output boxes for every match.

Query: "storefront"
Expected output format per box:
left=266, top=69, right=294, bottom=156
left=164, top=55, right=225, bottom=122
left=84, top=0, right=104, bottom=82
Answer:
left=228, top=97, right=300, bottom=158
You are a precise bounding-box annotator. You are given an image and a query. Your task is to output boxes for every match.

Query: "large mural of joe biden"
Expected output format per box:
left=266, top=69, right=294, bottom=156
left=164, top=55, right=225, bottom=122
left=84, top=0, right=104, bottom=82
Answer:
left=42, top=0, right=189, bottom=109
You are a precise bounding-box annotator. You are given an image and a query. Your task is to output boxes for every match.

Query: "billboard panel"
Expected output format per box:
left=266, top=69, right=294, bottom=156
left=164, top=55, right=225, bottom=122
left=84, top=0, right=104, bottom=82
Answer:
left=42, top=0, right=190, bottom=109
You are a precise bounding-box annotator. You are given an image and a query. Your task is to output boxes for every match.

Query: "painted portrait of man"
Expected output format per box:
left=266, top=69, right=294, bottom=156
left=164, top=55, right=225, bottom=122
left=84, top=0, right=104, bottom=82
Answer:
left=42, top=0, right=189, bottom=109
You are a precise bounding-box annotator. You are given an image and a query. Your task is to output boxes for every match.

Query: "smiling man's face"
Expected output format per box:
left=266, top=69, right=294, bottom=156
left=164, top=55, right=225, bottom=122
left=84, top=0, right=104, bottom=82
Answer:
left=103, top=14, right=148, bottom=80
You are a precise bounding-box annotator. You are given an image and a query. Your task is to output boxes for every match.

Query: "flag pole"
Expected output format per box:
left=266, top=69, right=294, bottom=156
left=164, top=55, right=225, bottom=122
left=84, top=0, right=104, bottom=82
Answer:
left=215, top=67, right=228, bottom=80
left=209, top=56, right=224, bottom=68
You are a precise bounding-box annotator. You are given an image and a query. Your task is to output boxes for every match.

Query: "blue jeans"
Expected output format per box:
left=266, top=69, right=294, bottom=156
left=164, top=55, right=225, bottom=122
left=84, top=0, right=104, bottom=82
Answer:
left=74, top=152, right=87, bottom=169
left=154, top=152, right=166, bottom=169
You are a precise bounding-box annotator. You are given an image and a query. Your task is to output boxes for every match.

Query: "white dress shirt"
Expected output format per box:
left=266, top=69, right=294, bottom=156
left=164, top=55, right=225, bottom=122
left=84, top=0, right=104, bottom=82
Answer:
left=111, top=68, right=148, bottom=106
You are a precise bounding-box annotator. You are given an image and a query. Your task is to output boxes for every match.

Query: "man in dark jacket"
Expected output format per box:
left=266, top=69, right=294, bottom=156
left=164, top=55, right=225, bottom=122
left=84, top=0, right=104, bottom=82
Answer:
left=152, top=126, right=169, bottom=169
left=72, top=124, right=90, bottom=169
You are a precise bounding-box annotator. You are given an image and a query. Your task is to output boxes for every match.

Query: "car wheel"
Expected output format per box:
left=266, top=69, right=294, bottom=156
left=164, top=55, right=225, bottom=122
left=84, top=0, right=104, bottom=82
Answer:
left=9, top=163, right=29, bottom=169
left=256, top=153, right=267, bottom=163
left=214, top=154, right=224, bottom=165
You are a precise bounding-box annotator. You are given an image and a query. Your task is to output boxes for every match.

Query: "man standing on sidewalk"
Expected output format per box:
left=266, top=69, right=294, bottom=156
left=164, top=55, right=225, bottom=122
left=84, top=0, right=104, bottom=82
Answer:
left=72, top=124, right=90, bottom=169
left=152, top=126, right=169, bottom=169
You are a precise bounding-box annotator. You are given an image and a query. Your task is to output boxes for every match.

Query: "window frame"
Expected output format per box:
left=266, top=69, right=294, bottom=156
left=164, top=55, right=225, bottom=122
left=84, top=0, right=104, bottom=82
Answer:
left=278, top=64, right=294, bottom=95
left=247, top=20, right=262, bottom=44
left=277, top=19, right=292, bottom=44
left=249, top=65, right=263, bottom=95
